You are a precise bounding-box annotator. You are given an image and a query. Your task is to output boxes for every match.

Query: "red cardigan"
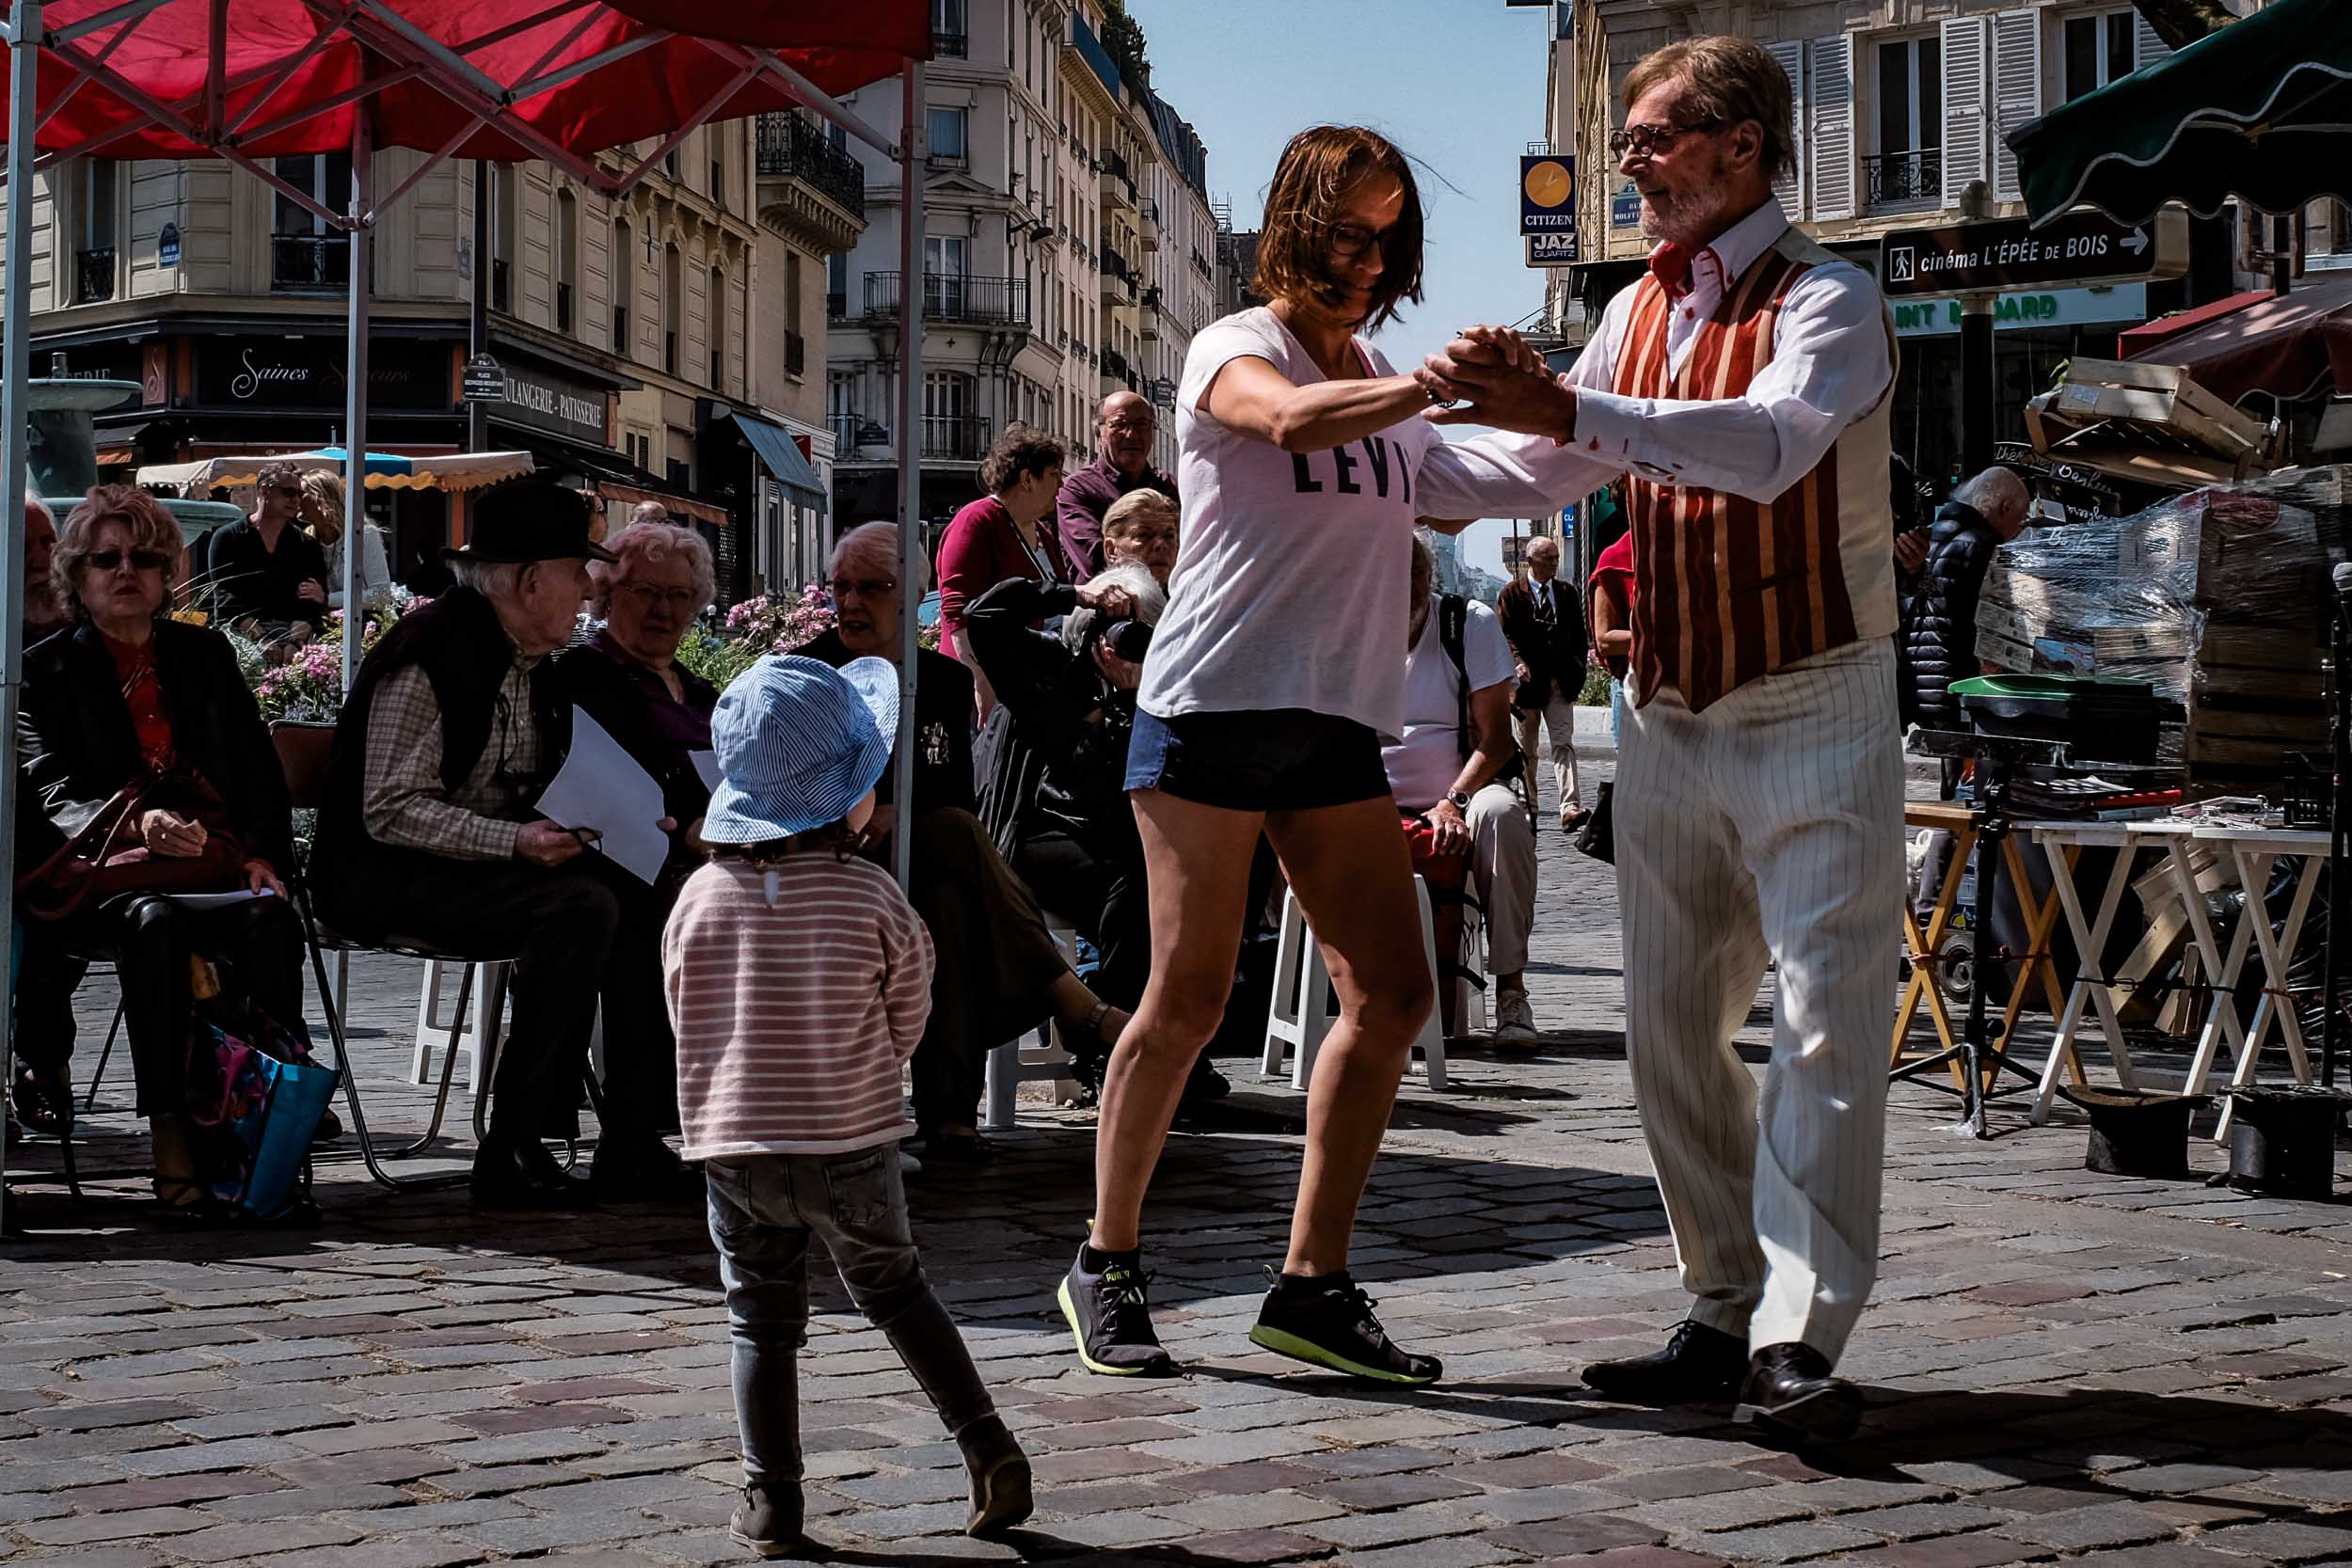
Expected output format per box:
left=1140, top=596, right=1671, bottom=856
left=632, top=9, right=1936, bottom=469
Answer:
left=934, top=495, right=1059, bottom=660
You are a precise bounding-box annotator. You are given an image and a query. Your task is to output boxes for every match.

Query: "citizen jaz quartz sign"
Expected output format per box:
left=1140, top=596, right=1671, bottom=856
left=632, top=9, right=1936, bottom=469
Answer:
left=196, top=337, right=446, bottom=411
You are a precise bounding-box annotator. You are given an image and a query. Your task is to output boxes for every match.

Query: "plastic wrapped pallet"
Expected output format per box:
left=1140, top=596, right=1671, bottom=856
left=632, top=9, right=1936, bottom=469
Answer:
left=1971, top=466, right=2347, bottom=782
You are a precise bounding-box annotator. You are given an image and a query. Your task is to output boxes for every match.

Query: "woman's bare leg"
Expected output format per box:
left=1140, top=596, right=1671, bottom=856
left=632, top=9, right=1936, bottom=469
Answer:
left=1089, top=789, right=1263, bottom=1251
left=1263, top=797, right=1434, bottom=1278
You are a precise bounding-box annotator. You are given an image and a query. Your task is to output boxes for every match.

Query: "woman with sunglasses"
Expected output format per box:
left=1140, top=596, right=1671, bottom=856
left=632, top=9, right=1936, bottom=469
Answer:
left=13, top=486, right=307, bottom=1221
left=1057, top=125, right=1588, bottom=1386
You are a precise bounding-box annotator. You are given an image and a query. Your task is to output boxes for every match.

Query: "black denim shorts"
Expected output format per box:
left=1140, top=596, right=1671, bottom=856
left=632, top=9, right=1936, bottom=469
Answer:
left=1124, top=706, right=1392, bottom=814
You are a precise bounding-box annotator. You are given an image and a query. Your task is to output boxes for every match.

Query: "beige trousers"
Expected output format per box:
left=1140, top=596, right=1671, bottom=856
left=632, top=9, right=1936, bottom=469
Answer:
left=1612, top=638, right=1901, bottom=1363
left=1516, top=689, right=1583, bottom=819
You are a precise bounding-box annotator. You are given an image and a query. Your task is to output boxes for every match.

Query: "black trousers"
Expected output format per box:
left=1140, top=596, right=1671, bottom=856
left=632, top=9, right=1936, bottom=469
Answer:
left=16, top=894, right=306, bottom=1117
left=901, top=808, right=1068, bottom=1133
left=1011, top=832, right=1149, bottom=1014
left=337, top=855, right=657, bottom=1146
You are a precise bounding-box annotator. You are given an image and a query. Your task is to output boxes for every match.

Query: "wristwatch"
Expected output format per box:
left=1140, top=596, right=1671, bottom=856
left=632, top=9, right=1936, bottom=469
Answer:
left=1447, top=789, right=1473, bottom=810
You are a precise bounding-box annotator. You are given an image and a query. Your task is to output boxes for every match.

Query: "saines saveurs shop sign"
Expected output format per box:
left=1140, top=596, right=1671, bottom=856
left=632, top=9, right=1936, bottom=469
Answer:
left=191, top=337, right=451, bottom=413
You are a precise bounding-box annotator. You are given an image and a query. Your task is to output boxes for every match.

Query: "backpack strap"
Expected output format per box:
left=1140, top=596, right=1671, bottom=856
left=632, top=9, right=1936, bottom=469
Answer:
left=1438, top=594, right=1470, bottom=767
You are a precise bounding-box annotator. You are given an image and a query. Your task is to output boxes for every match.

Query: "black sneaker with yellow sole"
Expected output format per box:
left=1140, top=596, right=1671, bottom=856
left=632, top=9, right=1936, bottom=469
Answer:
left=1057, top=1246, right=1176, bottom=1377
left=1248, top=1270, right=1440, bottom=1386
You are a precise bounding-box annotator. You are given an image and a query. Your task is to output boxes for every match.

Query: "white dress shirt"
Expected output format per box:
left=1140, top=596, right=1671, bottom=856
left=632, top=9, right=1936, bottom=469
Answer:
left=1466, top=200, right=1897, bottom=510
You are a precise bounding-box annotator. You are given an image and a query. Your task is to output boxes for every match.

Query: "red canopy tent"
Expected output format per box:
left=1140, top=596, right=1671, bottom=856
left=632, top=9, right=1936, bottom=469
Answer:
left=2, top=0, right=937, bottom=1226
left=2122, top=276, right=2352, bottom=407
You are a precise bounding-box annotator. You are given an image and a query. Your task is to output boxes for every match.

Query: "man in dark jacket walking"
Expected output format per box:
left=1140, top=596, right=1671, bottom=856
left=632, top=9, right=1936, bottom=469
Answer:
left=1898, top=466, right=2030, bottom=740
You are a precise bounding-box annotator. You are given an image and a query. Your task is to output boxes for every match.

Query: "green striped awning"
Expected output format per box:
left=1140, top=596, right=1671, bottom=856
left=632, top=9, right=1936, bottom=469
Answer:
left=2013, top=0, right=2352, bottom=226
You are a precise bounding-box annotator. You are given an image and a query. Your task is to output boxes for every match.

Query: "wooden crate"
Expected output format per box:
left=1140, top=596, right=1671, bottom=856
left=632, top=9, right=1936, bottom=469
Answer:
left=2025, top=357, right=2284, bottom=489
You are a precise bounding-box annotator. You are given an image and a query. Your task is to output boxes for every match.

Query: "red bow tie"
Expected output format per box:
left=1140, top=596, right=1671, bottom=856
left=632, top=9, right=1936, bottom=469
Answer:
left=1649, top=242, right=1697, bottom=299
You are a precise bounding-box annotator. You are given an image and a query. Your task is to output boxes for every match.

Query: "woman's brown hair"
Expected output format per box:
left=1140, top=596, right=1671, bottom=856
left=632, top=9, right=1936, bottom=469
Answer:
left=978, top=422, right=1066, bottom=496
left=1251, top=125, right=1426, bottom=332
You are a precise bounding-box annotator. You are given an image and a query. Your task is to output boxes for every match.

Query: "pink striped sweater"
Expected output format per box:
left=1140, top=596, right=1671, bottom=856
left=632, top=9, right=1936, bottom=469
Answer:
left=661, top=854, right=935, bottom=1160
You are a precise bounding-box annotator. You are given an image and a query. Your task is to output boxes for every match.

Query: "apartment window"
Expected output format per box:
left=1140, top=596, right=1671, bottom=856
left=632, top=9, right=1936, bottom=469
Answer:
left=924, top=371, right=974, bottom=457
left=785, top=252, right=805, bottom=378
left=612, top=216, right=634, bottom=355
left=927, top=106, right=969, bottom=168
left=555, top=189, right=579, bottom=336
left=271, top=152, right=354, bottom=290
left=74, top=161, right=118, bottom=304
left=709, top=264, right=727, bottom=389
left=663, top=243, right=682, bottom=375
left=2063, top=8, right=2137, bottom=103
left=1869, top=37, right=1942, bottom=207
left=826, top=250, right=849, bottom=318
left=489, top=163, right=517, bottom=312
left=925, top=233, right=968, bottom=318
left=935, top=0, right=967, bottom=58
left=711, top=155, right=726, bottom=210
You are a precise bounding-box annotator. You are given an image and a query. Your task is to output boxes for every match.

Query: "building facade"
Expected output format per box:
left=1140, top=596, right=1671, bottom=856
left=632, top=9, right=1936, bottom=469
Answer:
left=821, top=0, right=1219, bottom=527
left=1548, top=0, right=2268, bottom=492
left=14, top=116, right=863, bottom=602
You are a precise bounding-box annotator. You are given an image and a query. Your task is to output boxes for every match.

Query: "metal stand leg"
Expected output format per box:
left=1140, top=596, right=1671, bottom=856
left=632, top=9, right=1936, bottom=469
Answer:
left=81, top=1002, right=123, bottom=1113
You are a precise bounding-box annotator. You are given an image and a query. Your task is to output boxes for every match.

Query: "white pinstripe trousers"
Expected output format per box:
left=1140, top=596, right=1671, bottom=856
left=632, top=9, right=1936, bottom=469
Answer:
left=1613, top=638, right=1901, bottom=1364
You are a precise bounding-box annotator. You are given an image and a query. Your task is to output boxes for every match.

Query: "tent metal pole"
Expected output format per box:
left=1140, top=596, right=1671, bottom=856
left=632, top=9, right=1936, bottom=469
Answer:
left=891, top=60, right=924, bottom=891
left=342, top=108, right=373, bottom=690
left=0, top=0, right=44, bottom=1238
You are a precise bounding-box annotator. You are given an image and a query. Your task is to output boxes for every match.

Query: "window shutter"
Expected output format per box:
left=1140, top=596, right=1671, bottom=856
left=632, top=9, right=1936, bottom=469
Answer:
left=1806, top=35, right=1855, bottom=222
left=1767, top=40, right=1806, bottom=220
left=2133, top=13, right=2174, bottom=71
left=1991, top=8, right=2042, bottom=203
left=1942, top=16, right=1990, bottom=205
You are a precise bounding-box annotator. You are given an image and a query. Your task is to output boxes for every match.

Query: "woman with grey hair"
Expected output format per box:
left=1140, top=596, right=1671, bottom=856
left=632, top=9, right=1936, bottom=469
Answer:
left=554, top=517, right=722, bottom=1146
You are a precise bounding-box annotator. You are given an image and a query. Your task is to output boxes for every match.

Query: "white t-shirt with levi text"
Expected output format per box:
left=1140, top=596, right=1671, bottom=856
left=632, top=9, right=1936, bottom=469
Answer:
left=1382, top=594, right=1518, bottom=813
left=1139, top=306, right=1588, bottom=744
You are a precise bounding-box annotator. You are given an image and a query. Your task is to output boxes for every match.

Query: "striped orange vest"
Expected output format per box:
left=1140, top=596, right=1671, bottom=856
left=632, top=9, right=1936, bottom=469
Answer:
left=1618, top=230, right=1899, bottom=713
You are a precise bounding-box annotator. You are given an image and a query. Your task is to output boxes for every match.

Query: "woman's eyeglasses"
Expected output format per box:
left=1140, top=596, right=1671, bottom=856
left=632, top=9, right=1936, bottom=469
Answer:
left=1327, top=221, right=1394, bottom=261
left=86, top=548, right=169, bottom=573
left=620, top=584, right=701, bottom=610
left=1607, top=119, right=1725, bottom=159
left=829, top=577, right=897, bottom=601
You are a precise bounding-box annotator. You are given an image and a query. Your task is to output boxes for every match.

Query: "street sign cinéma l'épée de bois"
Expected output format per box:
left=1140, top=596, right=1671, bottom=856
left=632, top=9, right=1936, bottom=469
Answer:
left=1879, top=208, right=2188, bottom=298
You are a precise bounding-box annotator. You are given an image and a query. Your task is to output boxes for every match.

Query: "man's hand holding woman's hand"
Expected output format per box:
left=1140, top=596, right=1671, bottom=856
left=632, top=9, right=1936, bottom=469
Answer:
left=1417, top=325, right=1579, bottom=440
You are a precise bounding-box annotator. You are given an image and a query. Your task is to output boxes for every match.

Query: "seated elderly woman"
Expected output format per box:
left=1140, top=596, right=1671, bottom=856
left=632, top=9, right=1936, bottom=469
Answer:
left=554, top=516, right=720, bottom=1133
left=13, top=486, right=307, bottom=1219
left=794, top=521, right=1131, bottom=1160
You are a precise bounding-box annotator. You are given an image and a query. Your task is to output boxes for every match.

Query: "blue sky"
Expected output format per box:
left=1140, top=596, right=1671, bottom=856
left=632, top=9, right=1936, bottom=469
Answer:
left=1126, top=0, right=1558, bottom=575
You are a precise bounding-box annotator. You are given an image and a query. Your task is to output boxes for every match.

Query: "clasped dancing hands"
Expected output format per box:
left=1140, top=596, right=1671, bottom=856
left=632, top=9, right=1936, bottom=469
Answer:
left=1417, top=325, right=1581, bottom=441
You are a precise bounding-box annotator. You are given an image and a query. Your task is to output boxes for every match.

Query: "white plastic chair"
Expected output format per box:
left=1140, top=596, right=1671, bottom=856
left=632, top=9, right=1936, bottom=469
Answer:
left=980, top=922, right=1083, bottom=1131
left=1262, top=877, right=1449, bottom=1092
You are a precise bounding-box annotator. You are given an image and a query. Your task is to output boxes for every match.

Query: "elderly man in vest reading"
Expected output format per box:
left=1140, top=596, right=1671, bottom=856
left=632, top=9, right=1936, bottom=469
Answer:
left=1419, top=35, right=1901, bottom=1442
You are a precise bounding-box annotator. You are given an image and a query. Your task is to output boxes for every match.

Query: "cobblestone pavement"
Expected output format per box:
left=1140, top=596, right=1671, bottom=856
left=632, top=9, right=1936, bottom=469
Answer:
left=8, top=715, right=2352, bottom=1566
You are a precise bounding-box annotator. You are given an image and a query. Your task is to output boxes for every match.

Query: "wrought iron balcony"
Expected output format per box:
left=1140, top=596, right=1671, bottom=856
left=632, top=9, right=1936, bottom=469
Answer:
left=555, top=281, right=574, bottom=335
left=932, top=29, right=966, bottom=58
left=1866, top=149, right=1943, bottom=209
left=491, top=257, right=512, bottom=313
left=271, top=233, right=349, bottom=291
left=755, top=113, right=867, bottom=219
left=786, top=330, right=806, bottom=378
left=921, top=414, right=989, bottom=460
left=862, top=270, right=1030, bottom=326
left=614, top=305, right=630, bottom=356
left=830, top=412, right=861, bottom=450
left=826, top=290, right=849, bottom=321
left=73, top=247, right=115, bottom=305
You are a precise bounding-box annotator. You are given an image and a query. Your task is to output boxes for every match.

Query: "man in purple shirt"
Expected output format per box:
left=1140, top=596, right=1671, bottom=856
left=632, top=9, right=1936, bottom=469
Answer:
left=1055, top=391, right=1178, bottom=579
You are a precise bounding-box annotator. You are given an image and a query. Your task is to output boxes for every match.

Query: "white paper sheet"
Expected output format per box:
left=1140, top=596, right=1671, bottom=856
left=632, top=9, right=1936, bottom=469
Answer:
left=159, top=889, right=275, bottom=911
left=690, top=750, right=723, bottom=793
left=534, top=711, right=670, bottom=885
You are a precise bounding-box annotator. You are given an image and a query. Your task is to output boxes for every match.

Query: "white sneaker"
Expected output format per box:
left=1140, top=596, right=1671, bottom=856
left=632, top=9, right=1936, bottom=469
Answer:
left=1492, top=990, right=1538, bottom=1042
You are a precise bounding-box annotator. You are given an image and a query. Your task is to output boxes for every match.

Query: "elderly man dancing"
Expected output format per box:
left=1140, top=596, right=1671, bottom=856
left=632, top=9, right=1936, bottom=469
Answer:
left=1422, top=34, right=1902, bottom=1439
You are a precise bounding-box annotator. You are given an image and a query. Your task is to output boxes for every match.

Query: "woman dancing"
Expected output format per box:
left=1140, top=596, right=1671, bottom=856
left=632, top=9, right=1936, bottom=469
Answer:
left=1057, top=124, right=1569, bottom=1384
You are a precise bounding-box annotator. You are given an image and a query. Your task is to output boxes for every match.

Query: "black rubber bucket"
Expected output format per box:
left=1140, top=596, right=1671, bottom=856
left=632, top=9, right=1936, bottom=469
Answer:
left=2070, top=1088, right=2207, bottom=1180
left=2223, top=1086, right=2352, bottom=1199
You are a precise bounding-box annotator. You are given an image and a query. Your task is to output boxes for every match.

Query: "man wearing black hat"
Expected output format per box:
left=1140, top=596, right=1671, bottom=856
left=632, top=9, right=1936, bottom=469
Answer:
left=313, top=480, right=691, bottom=1209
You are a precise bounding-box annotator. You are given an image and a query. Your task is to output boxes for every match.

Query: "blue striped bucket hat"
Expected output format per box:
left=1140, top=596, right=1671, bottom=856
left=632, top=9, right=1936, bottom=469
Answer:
left=702, top=655, right=899, bottom=844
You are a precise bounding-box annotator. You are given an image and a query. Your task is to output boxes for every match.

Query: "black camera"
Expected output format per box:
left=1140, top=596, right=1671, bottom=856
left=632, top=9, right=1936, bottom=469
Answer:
left=1099, top=619, right=1152, bottom=662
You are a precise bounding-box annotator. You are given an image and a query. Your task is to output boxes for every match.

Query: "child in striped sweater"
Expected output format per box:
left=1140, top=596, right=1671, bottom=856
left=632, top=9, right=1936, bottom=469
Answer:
left=663, top=654, right=1031, bottom=1557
